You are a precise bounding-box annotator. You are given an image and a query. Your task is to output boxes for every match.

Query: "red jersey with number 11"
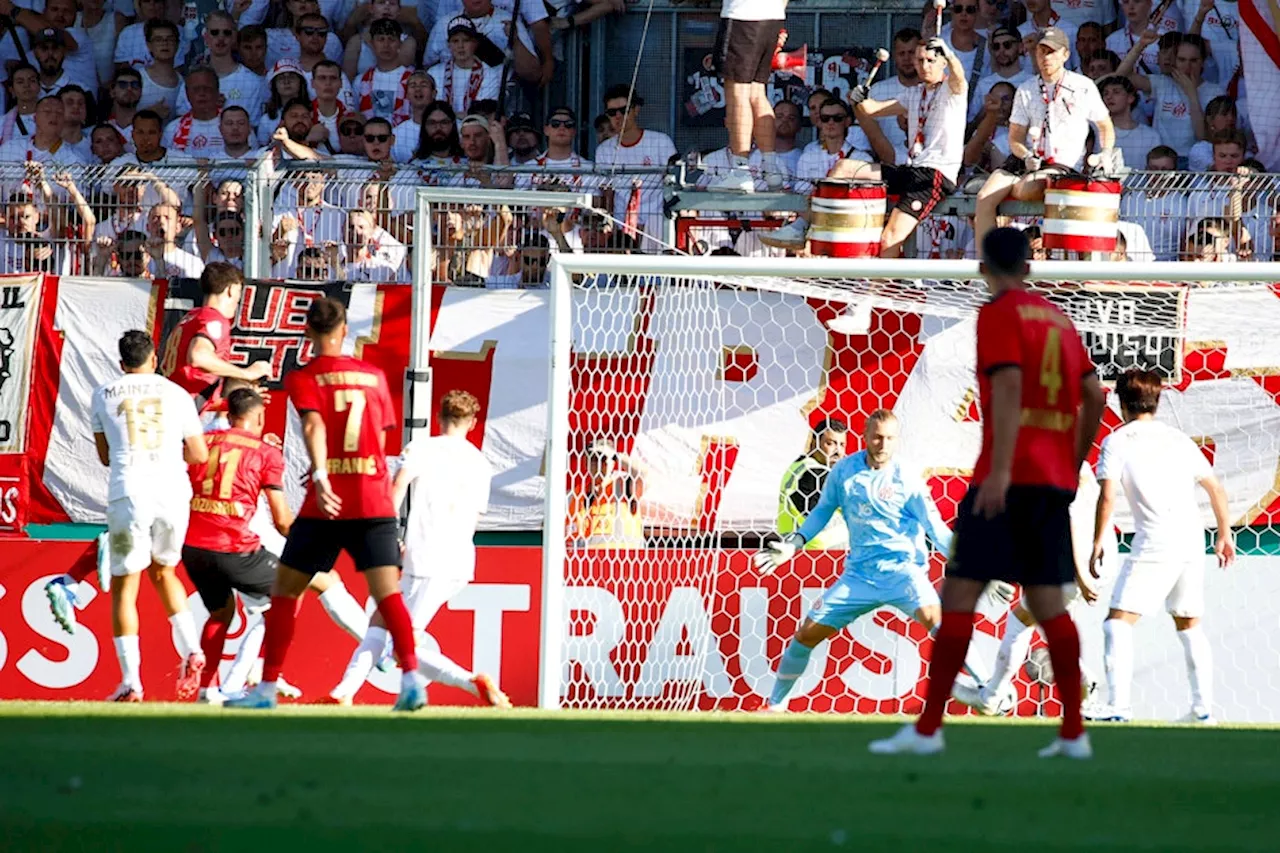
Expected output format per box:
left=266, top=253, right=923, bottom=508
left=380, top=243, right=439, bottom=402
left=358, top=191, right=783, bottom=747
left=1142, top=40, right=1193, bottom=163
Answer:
left=185, top=428, right=285, bottom=553
left=285, top=354, right=397, bottom=519
left=973, top=289, right=1094, bottom=493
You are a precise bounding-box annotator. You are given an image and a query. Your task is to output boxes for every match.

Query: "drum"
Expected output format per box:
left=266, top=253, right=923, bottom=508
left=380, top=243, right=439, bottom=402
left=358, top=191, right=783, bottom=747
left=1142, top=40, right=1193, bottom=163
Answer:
left=808, top=179, right=886, bottom=258
left=1042, top=176, right=1122, bottom=254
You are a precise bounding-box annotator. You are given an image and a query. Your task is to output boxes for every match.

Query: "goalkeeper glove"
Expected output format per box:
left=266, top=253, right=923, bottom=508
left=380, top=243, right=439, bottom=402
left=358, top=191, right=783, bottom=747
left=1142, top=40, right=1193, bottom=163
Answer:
left=983, top=580, right=1016, bottom=607
left=752, top=533, right=806, bottom=576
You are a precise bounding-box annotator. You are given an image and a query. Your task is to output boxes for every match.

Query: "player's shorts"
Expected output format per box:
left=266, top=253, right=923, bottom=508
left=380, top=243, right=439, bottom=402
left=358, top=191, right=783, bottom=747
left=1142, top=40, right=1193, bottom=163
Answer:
left=400, top=573, right=470, bottom=632
left=279, top=517, right=402, bottom=576
left=181, top=545, right=276, bottom=611
left=106, top=496, right=189, bottom=576
left=1109, top=558, right=1205, bottom=619
left=948, top=484, right=1075, bottom=587
left=806, top=567, right=939, bottom=631
left=881, top=165, right=955, bottom=221
left=713, top=17, right=785, bottom=85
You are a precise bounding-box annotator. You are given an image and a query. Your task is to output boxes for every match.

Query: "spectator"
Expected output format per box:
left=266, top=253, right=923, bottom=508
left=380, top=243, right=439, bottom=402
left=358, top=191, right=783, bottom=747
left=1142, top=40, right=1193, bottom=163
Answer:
left=1121, top=30, right=1222, bottom=159
left=540, top=201, right=585, bottom=253
left=594, top=84, right=676, bottom=251
left=963, top=80, right=1016, bottom=172
left=457, top=113, right=511, bottom=187
left=867, top=29, right=920, bottom=165
left=426, top=17, right=502, bottom=118
left=0, top=94, right=86, bottom=166
left=1, top=64, right=39, bottom=144
left=354, top=18, right=413, bottom=123
left=361, top=115, right=397, bottom=166
left=412, top=99, right=464, bottom=165
left=969, top=24, right=1030, bottom=122
left=294, top=244, right=336, bottom=280
left=346, top=205, right=405, bottom=280
left=1018, top=0, right=1079, bottom=69
left=267, top=0, right=344, bottom=67
left=1188, top=95, right=1241, bottom=171
left=1100, top=74, right=1163, bottom=171
left=1084, top=48, right=1120, bottom=79
left=295, top=12, right=340, bottom=75
left=112, top=110, right=171, bottom=167
left=1187, top=0, right=1239, bottom=85
left=218, top=106, right=263, bottom=161
left=1183, top=215, right=1234, bottom=261
left=21, top=0, right=98, bottom=94
left=175, top=12, right=268, bottom=126
left=424, top=0, right=510, bottom=68
left=1106, top=0, right=1182, bottom=74
left=163, top=68, right=225, bottom=157
left=33, top=28, right=73, bottom=97
left=310, top=59, right=349, bottom=151
left=1119, top=144, right=1211, bottom=260
left=343, top=0, right=422, bottom=77
left=284, top=166, right=348, bottom=250
left=390, top=69, right=435, bottom=162
left=793, top=98, right=861, bottom=195
left=114, top=0, right=191, bottom=71
left=334, top=113, right=368, bottom=159
left=91, top=228, right=148, bottom=277
left=272, top=97, right=330, bottom=160
left=940, top=1, right=988, bottom=82
left=238, top=25, right=271, bottom=78
left=1057, top=0, right=1116, bottom=31
left=772, top=99, right=802, bottom=176
left=138, top=20, right=182, bottom=120
left=1207, top=127, right=1246, bottom=172
left=0, top=191, right=46, bottom=273
left=506, top=112, right=541, bottom=165
left=593, top=112, right=612, bottom=144
left=89, top=124, right=125, bottom=164
left=101, top=67, right=141, bottom=148
left=429, top=0, right=553, bottom=89
left=192, top=178, right=246, bottom=267
left=522, top=106, right=592, bottom=189
left=57, top=84, right=92, bottom=161
left=805, top=87, right=833, bottom=131
left=79, top=0, right=116, bottom=94
left=567, top=439, right=646, bottom=549
left=1075, top=22, right=1105, bottom=67
left=92, top=166, right=150, bottom=244
left=144, top=201, right=204, bottom=278
left=258, top=60, right=308, bottom=142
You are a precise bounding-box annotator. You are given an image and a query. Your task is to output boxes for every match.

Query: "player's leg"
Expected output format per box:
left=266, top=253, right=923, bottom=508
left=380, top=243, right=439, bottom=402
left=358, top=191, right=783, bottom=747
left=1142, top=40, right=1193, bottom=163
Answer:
left=220, top=594, right=268, bottom=695
left=109, top=572, right=144, bottom=701
left=1022, top=584, right=1090, bottom=756
left=182, top=547, right=234, bottom=702
left=148, top=506, right=205, bottom=697
left=309, top=569, right=369, bottom=641
left=966, top=603, right=1036, bottom=713
left=1100, top=557, right=1169, bottom=721
left=1168, top=560, right=1213, bottom=722
left=973, top=170, right=1018, bottom=247
left=44, top=548, right=100, bottom=634
left=329, top=603, right=393, bottom=703
left=766, top=619, right=839, bottom=711
left=351, top=520, right=427, bottom=711
left=906, top=573, right=991, bottom=697
left=749, top=81, right=783, bottom=188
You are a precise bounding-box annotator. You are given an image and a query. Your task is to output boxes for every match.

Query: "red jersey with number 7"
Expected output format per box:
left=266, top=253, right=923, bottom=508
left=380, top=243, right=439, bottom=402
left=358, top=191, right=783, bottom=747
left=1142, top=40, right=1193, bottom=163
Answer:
left=161, top=306, right=232, bottom=413
left=285, top=354, right=397, bottom=519
left=973, top=289, right=1094, bottom=493
left=185, top=428, right=285, bottom=553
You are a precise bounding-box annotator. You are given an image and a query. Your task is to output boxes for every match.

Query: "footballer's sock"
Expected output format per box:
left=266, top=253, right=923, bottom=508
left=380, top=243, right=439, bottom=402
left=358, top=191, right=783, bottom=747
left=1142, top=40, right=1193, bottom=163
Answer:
left=769, top=639, right=814, bottom=707
left=261, top=595, right=302, bottom=685
left=169, top=610, right=200, bottom=658
left=198, top=618, right=230, bottom=689
left=916, top=610, right=974, bottom=736
left=222, top=614, right=265, bottom=694
left=377, top=593, right=419, bottom=673
left=1042, top=612, right=1084, bottom=740
left=416, top=633, right=476, bottom=693
left=1103, top=618, right=1133, bottom=711
left=318, top=580, right=369, bottom=641
left=982, top=616, right=1035, bottom=701
left=332, top=626, right=388, bottom=698
left=114, top=634, right=142, bottom=692
left=1176, top=625, right=1213, bottom=714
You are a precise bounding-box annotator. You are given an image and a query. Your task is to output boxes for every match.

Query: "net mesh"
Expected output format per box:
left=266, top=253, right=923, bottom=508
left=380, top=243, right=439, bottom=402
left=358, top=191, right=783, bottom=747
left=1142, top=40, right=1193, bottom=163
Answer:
left=551, top=262, right=1280, bottom=722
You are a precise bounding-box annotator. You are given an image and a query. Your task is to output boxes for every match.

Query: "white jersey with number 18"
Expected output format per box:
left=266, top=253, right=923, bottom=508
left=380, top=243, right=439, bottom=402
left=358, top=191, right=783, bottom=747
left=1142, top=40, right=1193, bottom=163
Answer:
left=400, top=433, right=492, bottom=580
left=90, top=373, right=203, bottom=504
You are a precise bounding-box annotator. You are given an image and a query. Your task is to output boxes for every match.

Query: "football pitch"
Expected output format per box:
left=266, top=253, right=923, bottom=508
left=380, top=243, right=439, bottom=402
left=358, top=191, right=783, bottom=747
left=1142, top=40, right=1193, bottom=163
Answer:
left=2, top=704, right=1278, bottom=852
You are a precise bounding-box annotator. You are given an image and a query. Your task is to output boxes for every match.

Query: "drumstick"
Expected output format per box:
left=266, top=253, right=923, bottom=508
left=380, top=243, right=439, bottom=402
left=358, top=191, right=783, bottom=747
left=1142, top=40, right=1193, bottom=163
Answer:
left=932, top=0, right=946, bottom=39
left=864, top=48, right=890, bottom=88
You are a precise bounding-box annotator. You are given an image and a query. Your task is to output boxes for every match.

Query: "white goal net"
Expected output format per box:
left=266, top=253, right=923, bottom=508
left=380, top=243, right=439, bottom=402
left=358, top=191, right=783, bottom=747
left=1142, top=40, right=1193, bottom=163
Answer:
left=537, top=256, right=1280, bottom=723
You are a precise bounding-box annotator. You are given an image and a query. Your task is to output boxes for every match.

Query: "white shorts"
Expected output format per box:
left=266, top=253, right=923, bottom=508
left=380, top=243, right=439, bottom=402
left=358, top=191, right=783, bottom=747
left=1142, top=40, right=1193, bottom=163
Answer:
left=400, top=573, right=469, bottom=632
left=1109, top=558, right=1205, bottom=619
left=106, top=496, right=189, bottom=576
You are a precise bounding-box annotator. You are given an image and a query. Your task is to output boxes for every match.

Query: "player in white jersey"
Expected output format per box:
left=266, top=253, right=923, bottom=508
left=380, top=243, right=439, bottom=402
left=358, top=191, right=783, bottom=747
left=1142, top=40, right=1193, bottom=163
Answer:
left=326, top=390, right=510, bottom=707
left=1089, top=369, right=1235, bottom=723
left=973, top=27, right=1116, bottom=248
left=90, top=330, right=209, bottom=702
left=953, top=463, right=1120, bottom=715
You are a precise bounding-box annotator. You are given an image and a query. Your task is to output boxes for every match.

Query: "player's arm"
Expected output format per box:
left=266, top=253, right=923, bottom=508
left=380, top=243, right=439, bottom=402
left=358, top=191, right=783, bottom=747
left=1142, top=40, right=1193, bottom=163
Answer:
left=1091, top=476, right=1116, bottom=579
left=301, top=410, right=342, bottom=518
left=391, top=465, right=415, bottom=513
left=187, top=336, right=272, bottom=382
left=265, top=487, right=294, bottom=537
left=1198, top=472, right=1236, bottom=567
left=183, top=433, right=209, bottom=465
left=1075, top=373, right=1106, bottom=470
left=94, top=432, right=110, bottom=467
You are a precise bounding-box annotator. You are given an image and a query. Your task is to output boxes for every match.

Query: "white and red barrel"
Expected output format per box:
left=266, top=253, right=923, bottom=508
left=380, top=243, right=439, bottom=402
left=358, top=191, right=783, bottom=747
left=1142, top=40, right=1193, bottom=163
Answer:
left=1042, top=176, right=1122, bottom=254
left=807, top=179, right=886, bottom=258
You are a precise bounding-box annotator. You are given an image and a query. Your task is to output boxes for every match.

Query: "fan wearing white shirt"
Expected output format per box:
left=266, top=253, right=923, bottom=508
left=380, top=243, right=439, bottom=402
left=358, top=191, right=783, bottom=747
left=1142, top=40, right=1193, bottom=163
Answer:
left=390, top=70, right=436, bottom=162
left=1119, top=30, right=1222, bottom=158
left=1100, top=74, right=1165, bottom=171
left=174, top=13, right=269, bottom=125
left=963, top=80, right=1016, bottom=174
left=146, top=202, right=205, bottom=278
left=0, top=94, right=87, bottom=168
left=1105, top=0, right=1183, bottom=76
left=1090, top=369, right=1235, bottom=724
left=940, top=1, right=988, bottom=83
left=0, top=64, right=39, bottom=145
left=866, top=28, right=921, bottom=166
left=426, top=17, right=502, bottom=117
left=787, top=98, right=864, bottom=195
left=771, top=99, right=803, bottom=175
left=1186, top=0, right=1239, bottom=84
left=163, top=69, right=225, bottom=157
left=973, top=27, right=1115, bottom=247
left=90, top=330, right=209, bottom=703
left=113, top=0, right=192, bottom=71
left=764, top=38, right=968, bottom=259
left=594, top=84, right=677, bottom=252
left=969, top=24, right=1030, bottom=122
left=1017, top=0, right=1080, bottom=69
left=327, top=390, right=510, bottom=707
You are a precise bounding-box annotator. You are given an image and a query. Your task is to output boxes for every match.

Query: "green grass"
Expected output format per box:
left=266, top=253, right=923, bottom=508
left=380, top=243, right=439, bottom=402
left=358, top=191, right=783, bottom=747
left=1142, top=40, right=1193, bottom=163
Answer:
left=1, top=704, right=1278, bottom=852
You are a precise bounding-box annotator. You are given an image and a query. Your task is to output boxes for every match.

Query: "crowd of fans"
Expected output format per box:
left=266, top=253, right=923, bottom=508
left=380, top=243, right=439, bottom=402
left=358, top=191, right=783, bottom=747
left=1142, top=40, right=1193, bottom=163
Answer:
left=0, top=0, right=1269, bottom=284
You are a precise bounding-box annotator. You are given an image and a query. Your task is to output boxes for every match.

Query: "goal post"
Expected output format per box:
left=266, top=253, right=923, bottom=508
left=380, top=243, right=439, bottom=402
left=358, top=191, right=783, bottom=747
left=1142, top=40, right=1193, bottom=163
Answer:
left=539, top=253, right=1280, bottom=720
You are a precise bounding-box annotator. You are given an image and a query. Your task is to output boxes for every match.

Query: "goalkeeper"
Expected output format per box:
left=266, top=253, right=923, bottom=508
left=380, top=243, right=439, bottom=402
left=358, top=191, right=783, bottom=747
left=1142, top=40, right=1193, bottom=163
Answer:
left=754, top=409, right=1003, bottom=710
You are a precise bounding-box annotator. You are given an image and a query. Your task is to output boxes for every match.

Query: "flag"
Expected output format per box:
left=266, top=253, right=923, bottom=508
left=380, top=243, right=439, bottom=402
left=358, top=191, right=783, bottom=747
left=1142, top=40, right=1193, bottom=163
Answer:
left=1241, top=0, right=1280, bottom=170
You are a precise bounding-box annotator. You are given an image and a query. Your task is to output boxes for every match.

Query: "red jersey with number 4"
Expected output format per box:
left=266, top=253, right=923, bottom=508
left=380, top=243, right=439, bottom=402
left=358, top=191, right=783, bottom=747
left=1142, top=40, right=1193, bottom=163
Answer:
left=161, top=306, right=232, bottom=412
left=285, top=354, right=397, bottom=519
left=973, top=289, right=1094, bottom=492
left=185, top=428, right=285, bottom=553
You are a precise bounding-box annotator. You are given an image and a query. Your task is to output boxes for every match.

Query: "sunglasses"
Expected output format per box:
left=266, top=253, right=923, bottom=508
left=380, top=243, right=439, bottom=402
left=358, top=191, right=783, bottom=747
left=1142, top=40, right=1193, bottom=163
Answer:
left=115, top=79, right=142, bottom=89
left=364, top=133, right=390, bottom=142
left=992, top=39, right=1019, bottom=49
left=954, top=4, right=978, bottom=12
left=340, top=124, right=365, bottom=134
left=548, top=118, right=575, bottom=128
left=299, top=26, right=329, bottom=35
left=207, top=28, right=234, bottom=36
left=604, top=106, right=629, bottom=117
left=818, top=113, right=846, bottom=122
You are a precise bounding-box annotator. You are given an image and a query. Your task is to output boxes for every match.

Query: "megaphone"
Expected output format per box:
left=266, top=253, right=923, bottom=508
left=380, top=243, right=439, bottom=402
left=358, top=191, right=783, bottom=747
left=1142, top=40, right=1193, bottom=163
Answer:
left=773, top=43, right=808, bottom=72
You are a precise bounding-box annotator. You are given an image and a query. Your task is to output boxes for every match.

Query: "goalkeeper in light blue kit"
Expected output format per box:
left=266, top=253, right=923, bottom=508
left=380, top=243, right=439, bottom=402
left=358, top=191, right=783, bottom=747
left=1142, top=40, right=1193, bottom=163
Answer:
left=754, top=409, right=1002, bottom=710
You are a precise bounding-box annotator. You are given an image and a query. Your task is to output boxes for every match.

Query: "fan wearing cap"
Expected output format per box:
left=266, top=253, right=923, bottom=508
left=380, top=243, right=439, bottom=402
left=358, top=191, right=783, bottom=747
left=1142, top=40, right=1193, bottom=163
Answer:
left=594, top=83, right=677, bottom=252
left=257, top=60, right=308, bottom=145
left=33, top=28, right=73, bottom=97
left=343, top=0, right=423, bottom=78
left=432, top=0, right=554, bottom=87
left=5, top=0, right=94, bottom=92
left=390, top=70, right=436, bottom=162
left=427, top=17, right=502, bottom=118
left=763, top=37, right=968, bottom=258
left=424, top=0, right=512, bottom=68
left=969, top=24, right=1031, bottom=123
left=521, top=106, right=594, bottom=190
left=457, top=112, right=512, bottom=187
left=505, top=112, right=542, bottom=164
left=354, top=19, right=415, bottom=124
left=973, top=27, right=1115, bottom=248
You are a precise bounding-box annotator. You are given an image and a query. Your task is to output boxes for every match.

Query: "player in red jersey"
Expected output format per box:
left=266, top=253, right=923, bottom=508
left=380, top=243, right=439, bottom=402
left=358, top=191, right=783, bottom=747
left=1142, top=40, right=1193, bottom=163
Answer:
left=181, top=387, right=294, bottom=704
left=159, top=262, right=272, bottom=414
left=226, top=297, right=426, bottom=711
left=871, top=227, right=1106, bottom=759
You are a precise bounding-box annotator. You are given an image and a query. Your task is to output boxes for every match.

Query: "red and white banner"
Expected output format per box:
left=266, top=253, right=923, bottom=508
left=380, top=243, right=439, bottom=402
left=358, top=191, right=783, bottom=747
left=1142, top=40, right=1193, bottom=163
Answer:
left=1241, top=0, right=1280, bottom=172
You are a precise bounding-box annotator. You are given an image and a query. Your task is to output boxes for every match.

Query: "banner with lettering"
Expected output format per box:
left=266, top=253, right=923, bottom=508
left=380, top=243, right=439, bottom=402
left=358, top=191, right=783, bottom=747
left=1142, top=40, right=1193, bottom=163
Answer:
left=0, top=275, right=43, bottom=454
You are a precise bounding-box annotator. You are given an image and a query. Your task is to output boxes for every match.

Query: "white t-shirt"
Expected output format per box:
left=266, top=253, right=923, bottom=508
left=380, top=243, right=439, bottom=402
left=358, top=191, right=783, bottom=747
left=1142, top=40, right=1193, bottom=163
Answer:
left=113, top=21, right=191, bottom=68
left=401, top=433, right=491, bottom=579
left=1055, top=0, right=1116, bottom=29
left=721, top=0, right=786, bottom=21
left=1010, top=70, right=1108, bottom=170
left=427, top=61, right=503, bottom=117
left=869, top=76, right=911, bottom=165
left=1097, top=418, right=1214, bottom=562
left=0, top=136, right=87, bottom=169
left=793, top=140, right=866, bottom=194
left=162, top=114, right=225, bottom=156
left=139, top=67, right=181, bottom=117
left=969, top=68, right=1030, bottom=122
left=391, top=117, right=420, bottom=163
left=175, top=66, right=269, bottom=125
left=1150, top=76, right=1226, bottom=157
left=594, top=129, right=677, bottom=250
left=1114, top=122, right=1164, bottom=173
left=1186, top=0, right=1239, bottom=84
left=901, top=80, right=967, bottom=183
left=1106, top=13, right=1183, bottom=76
left=90, top=372, right=202, bottom=504
left=147, top=246, right=206, bottom=279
